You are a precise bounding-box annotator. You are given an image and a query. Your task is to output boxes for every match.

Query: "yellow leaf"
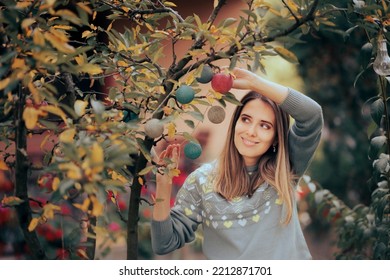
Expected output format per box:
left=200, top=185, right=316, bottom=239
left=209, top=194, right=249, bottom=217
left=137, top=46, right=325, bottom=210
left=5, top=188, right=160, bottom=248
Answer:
left=74, top=55, right=85, bottom=65
left=138, top=177, right=144, bottom=185
left=90, top=195, right=104, bottom=217
left=28, top=217, right=40, bottom=232
left=23, top=107, right=39, bottom=129
left=214, top=0, right=219, bottom=8
left=59, top=162, right=83, bottom=180
left=52, top=177, right=60, bottom=191
left=90, top=142, right=104, bottom=173
left=40, top=105, right=67, bottom=122
left=33, top=29, right=45, bottom=46
left=1, top=195, right=24, bottom=206
left=73, top=198, right=90, bottom=212
left=59, top=128, right=76, bottom=143
left=44, top=31, right=75, bottom=54
left=76, top=2, right=92, bottom=14
left=42, top=203, right=61, bottom=220
left=27, top=82, right=42, bottom=104
left=164, top=1, right=177, bottom=7
left=55, top=9, right=81, bottom=25
left=74, top=99, right=88, bottom=116
left=81, top=30, right=93, bottom=38
left=110, top=171, right=127, bottom=183
left=16, top=1, right=32, bottom=8
left=117, top=61, right=129, bottom=67
left=52, top=25, right=73, bottom=30
left=0, top=160, right=8, bottom=170
left=169, top=168, right=181, bottom=178
left=22, top=18, right=36, bottom=29
left=0, top=78, right=10, bottom=90
left=78, top=64, right=103, bottom=75
left=167, top=122, right=176, bottom=139
left=107, top=21, right=113, bottom=32
left=274, top=46, right=299, bottom=64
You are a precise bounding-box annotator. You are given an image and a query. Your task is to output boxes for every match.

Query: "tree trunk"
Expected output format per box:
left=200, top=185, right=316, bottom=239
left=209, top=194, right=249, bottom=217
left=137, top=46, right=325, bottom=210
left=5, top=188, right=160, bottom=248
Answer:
left=126, top=137, right=154, bottom=259
left=14, top=85, right=47, bottom=259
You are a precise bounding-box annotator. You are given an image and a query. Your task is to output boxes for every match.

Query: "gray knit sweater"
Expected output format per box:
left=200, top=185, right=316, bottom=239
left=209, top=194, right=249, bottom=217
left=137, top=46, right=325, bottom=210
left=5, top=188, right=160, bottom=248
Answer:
left=151, top=89, right=323, bottom=259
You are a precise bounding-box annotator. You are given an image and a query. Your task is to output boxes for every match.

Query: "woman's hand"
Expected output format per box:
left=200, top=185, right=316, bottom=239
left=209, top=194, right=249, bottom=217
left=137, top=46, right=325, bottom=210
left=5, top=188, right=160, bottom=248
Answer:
left=226, top=67, right=289, bottom=104
left=157, top=144, right=180, bottom=180
left=153, top=144, right=180, bottom=221
left=229, top=67, right=258, bottom=91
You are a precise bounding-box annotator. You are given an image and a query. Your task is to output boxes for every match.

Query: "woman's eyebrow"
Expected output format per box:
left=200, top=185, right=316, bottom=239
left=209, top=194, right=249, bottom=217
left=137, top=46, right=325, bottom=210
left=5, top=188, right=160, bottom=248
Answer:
left=242, top=113, right=274, bottom=126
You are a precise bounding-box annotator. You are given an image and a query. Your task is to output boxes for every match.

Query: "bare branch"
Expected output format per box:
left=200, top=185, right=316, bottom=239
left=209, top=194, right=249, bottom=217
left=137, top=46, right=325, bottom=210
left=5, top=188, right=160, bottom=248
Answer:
left=207, top=0, right=228, bottom=29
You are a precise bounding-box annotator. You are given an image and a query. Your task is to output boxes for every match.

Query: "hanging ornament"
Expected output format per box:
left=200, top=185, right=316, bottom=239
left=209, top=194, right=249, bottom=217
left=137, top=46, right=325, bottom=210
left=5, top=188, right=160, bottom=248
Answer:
left=207, top=106, right=226, bottom=124
left=373, top=34, right=390, bottom=76
left=176, top=85, right=195, bottom=104
left=144, top=118, right=164, bottom=138
left=184, top=142, right=202, bottom=159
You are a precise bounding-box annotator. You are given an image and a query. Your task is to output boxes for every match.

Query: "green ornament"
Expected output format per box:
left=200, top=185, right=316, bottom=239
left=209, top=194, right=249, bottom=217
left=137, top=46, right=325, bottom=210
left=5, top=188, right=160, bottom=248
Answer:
left=176, top=85, right=195, bottom=104
left=184, top=142, right=202, bottom=159
left=196, top=65, right=214, bottom=84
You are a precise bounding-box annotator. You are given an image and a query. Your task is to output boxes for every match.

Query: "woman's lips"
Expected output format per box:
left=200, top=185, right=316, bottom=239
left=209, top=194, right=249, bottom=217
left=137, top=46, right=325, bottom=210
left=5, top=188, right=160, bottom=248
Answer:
left=241, top=137, right=259, bottom=146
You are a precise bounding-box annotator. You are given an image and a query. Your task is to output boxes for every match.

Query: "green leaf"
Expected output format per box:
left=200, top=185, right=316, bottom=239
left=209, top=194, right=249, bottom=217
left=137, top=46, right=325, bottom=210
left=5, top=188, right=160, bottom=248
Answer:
left=274, top=46, right=299, bottom=64
left=184, top=119, right=195, bottom=129
left=138, top=165, right=157, bottom=176
left=223, top=92, right=242, bottom=106
left=369, top=136, right=387, bottom=159
left=218, top=17, right=237, bottom=28
left=187, top=110, right=204, bottom=122
left=370, top=98, right=384, bottom=126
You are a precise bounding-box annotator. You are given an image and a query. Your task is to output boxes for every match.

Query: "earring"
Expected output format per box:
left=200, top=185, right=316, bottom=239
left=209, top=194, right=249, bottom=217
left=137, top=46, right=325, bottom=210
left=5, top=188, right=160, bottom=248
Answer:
left=273, top=145, right=276, bottom=153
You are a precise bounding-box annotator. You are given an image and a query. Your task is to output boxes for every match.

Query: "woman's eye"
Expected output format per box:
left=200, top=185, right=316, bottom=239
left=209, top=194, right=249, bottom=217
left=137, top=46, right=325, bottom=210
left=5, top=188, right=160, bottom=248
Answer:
left=241, top=116, right=250, bottom=123
left=260, top=123, right=271, bottom=129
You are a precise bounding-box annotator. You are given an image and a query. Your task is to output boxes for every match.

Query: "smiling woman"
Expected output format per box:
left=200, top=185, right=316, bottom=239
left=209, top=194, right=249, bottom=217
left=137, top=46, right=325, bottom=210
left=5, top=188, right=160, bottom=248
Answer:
left=151, top=67, right=323, bottom=260
left=234, top=97, right=277, bottom=166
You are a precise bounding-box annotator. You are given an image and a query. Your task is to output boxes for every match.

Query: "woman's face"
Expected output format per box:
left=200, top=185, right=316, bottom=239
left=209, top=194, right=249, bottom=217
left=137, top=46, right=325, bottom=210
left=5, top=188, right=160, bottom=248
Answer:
left=234, top=99, right=277, bottom=166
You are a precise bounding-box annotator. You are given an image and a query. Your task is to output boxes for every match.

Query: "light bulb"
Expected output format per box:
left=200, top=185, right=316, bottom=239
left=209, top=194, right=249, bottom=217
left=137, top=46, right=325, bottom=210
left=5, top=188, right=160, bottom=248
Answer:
left=373, top=35, right=390, bottom=76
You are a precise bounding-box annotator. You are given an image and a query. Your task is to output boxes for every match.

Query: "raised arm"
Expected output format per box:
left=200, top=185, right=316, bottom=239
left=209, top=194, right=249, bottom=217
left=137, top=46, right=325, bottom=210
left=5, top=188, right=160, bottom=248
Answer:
left=229, top=67, right=323, bottom=176
left=230, top=67, right=289, bottom=104
left=153, top=144, right=180, bottom=221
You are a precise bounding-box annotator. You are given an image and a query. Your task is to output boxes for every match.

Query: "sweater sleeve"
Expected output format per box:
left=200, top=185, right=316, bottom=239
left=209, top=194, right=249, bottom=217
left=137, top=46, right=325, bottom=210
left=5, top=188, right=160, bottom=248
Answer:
left=151, top=170, right=203, bottom=255
left=279, top=88, right=323, bottom=177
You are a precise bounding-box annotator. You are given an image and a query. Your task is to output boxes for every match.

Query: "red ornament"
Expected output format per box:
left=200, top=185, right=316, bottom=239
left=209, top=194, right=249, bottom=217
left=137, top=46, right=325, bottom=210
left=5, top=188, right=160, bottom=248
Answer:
left=211, top=73, right=233, bottom=94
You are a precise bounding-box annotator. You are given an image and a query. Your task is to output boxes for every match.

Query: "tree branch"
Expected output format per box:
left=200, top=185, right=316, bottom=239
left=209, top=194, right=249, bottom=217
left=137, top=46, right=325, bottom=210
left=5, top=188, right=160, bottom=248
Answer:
left=207, top=0, right=228, bottom=28
left=261, top=0, right=319, bottom=43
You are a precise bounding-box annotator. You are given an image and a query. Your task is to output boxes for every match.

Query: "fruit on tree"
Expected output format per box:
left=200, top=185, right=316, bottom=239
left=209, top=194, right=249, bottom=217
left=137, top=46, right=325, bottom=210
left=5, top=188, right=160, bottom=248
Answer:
left=211, top=73, right=233, bottom=94
left=184, top=142, right=202, bottom=159
left=196, top=65, right=214, bottom=84
left=207, top=106, right=226, bottom=124
left=145, top=118, right=164, bottom=138
left=176, top=85, right=195, bottom=104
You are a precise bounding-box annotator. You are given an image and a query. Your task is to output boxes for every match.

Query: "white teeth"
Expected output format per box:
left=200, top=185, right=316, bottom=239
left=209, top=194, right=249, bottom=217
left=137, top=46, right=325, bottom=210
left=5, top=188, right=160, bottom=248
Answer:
left=242, top=138, right=257, bottom=145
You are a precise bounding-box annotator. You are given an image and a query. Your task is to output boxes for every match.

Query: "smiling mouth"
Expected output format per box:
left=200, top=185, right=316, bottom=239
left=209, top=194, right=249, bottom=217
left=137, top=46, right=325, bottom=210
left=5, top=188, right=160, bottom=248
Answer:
left=241, top=137, right=259, bottom=146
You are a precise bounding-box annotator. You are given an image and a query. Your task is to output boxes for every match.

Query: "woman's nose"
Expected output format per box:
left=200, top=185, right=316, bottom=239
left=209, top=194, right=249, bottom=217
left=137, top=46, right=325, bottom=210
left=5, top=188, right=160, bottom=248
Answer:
left=247, top=124, right=257, bottom=136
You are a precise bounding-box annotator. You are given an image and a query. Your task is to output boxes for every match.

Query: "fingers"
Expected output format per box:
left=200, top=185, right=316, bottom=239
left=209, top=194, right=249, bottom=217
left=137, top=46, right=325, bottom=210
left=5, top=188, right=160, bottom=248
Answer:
left=158, top=144, right=181, bottom=165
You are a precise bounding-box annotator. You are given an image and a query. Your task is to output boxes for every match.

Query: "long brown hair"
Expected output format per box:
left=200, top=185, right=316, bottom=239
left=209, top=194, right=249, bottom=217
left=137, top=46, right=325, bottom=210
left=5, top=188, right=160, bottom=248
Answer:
left=214, top=91, right=296, bottom=224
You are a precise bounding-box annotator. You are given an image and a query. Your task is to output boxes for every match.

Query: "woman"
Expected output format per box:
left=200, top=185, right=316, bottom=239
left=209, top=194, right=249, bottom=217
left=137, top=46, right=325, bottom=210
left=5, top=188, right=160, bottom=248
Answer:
left=151, top=67, right=323, bottom=259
